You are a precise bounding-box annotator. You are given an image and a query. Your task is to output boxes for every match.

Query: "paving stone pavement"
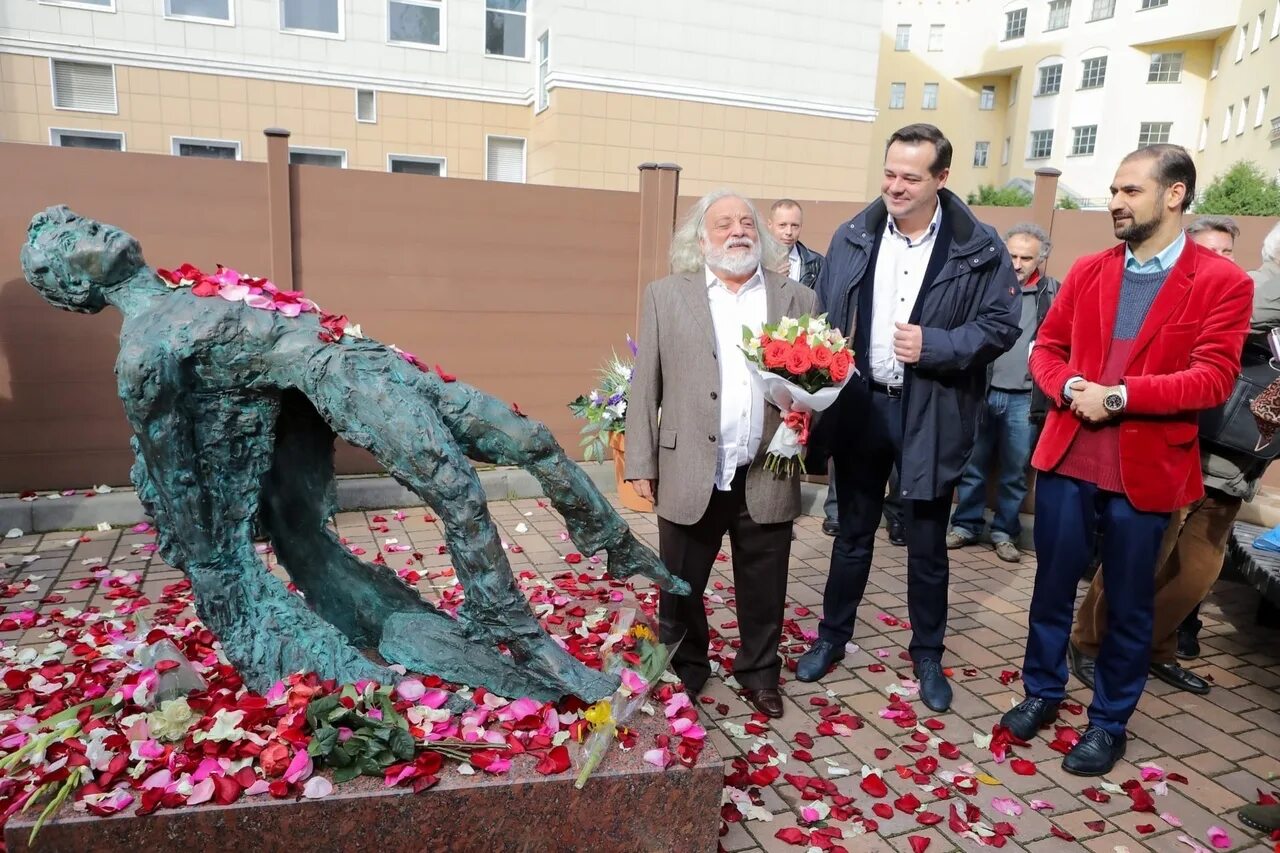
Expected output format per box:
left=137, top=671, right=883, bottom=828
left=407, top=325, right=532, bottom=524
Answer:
left=3, top=499, right=1280, bottom=852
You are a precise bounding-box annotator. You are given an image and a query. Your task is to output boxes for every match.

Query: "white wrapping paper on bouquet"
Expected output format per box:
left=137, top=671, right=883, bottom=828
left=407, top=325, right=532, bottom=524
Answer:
left=747, top=368, right=852, bottom=476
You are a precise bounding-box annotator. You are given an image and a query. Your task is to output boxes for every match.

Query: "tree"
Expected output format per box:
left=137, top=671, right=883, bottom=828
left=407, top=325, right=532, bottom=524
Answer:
left=1196, top=161, right=1280, bottom=216
left=966, top=184, right=1033, bottom=206
left=1056, top=195, right=1080, bottom=210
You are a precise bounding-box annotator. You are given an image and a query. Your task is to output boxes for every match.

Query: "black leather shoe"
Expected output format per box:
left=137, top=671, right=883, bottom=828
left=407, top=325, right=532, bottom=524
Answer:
left=1069, top=643, right=1096, bottom=690
left=796, top=639, right=845, bottom=682
left=887, top=521, right=906, bottom=546
left=1176, top=630, right=1201, bottom=660
left=998, top=697, right=1060, bottom=741
left=742, top=688, right=784, bottom=718
left=822, top=519, right=840, bottom=536
left=1149, top=661, right=1211, bottom=695
left=915, top=659, right=953, bottom=712
left=1063, top=725, right=1126, bottom=776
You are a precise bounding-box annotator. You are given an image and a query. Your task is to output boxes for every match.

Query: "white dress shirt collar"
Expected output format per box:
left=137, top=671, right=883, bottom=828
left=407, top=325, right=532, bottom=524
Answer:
left=886, top=200, right=942, bottom=248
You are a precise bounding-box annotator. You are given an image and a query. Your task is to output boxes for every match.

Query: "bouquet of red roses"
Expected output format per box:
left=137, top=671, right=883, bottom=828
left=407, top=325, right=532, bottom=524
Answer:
left=740, top=314, right=854, bottom=476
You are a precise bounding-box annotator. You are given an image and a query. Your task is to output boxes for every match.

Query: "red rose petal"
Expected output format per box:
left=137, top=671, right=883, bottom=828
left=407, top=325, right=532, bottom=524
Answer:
left=860, top=774, right=888, bottom=798
left=1082, top=786, right=1111, bottom=803
left=874, top=747, right=892, bottom=760
left=775, top=828, right=808, bottom=846
left=908, top=836, right=932, bottom=853
left=916, top=810, right=943, bottom=826
left=872, top=803, right=894, bottom=819
left=533, top=745, right=570, bottom=776
left=1050, top=826, right=1076, bottom=842
left=937, top=741, right=960, bottom=760
left=1136, top=824, right=1156, bottom=834
left=895, top=793, right=922, bottom=813
left=1084, top=820, right=1106, bottom=832
left=1010, top=758, right=1036, bottom=776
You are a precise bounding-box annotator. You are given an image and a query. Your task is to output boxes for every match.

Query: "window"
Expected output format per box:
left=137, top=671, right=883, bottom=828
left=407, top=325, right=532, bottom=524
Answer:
left=355, top=89, right=376, bottom=122
left=281, top=0, right=341, bottom=36
left=1198, top=118, right=1208, bottom=151
left=1255, top=13, right=1265, bottom=50
left=1211, top=45, right=1222, bottom=77
left=979, top=85, right=996, bottom=110
left=1029, top=129, right=1054, bottom=159
left=50, top=60, right=116, bottom=113
left=485, top=0, right=527, bottom=58
left=1222, top=105, right=1234, bottom=140
left=1258, top=87, right=1270, bottom=127
left=388, top=0, right=443, bottom=48
left=1004, top=8, right=1027, bottom=39
left=1089, top=0, right=1115, bottom=20
left=388, top=154, right=446, bottom=176
left=1147, top=52, right=1182, bottom=83
left=172, top=137, right=239, bottom=159
left=289, top=147, right=346, bottom=167
left=1140, top=0, right=1167, bottom=7
left=1237, top=24, right=1248, bottom=61
left=1138, top=122, right=1172, bottom=146
left=928, top=24, right=944, bottom=51
left=536, top=31, right=550, bottom=112
left=895, top=24, right=911, bottom=50
left=1046, top=0, right=1071, bottom=31
left=1273, top=0, right=1279, bottom=39
left=50, top=128, right=123, bottom=150
left=1080, top=56, right=1107, bottom=89
left=889, top=82, right=906, bottom=109
left=1071, top=125, right=1097, bottom=155
left=42, top=0, right=111, bottom=7
left=1002, top=137, right=1011, bottom=164
left=485, top=135, right=525, bottom=182
left=165, top=0, right=231, bottom=22
left=1238, top=98, right=1249, bottom=135
left=922, top=83, right=939, bottom=109
left=1036, top=63, right=1063, bottom=96
left=973, top=141, right=990, bottom=167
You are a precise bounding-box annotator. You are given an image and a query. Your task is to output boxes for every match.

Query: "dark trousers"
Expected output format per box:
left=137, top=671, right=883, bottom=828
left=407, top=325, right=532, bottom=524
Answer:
left=819, top=390, right=952, bottom=662
left=1023, top=471, right=1170, bottom=737
left=657, top=466, right=792, bottom=692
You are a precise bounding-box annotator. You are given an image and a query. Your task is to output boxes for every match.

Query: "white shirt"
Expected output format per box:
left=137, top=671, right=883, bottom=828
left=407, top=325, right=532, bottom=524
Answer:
left=869, top=203, right=942, bottom=386
left=787, top=246, right=802, bottom=282
left=706, top=265, right=767, bottom=490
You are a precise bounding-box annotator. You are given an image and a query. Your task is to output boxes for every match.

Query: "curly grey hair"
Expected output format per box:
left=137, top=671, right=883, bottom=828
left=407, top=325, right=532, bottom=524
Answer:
left=669, top=189, right=787, bottom=274
left=1004, top=222, right=1052, bottom=260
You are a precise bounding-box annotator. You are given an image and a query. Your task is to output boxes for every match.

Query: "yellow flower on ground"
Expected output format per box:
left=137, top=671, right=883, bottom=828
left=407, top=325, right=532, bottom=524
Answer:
left=584, top=700, right=613, bottom=728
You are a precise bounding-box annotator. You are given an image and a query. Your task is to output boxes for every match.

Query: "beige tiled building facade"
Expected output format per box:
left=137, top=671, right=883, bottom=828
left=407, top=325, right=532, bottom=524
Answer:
left=0, top=0, right=881, bottom=200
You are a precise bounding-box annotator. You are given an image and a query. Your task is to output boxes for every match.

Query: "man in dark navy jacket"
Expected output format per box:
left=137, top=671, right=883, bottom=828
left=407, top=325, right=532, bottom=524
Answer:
left=796, top=124, right=1021, bottom=713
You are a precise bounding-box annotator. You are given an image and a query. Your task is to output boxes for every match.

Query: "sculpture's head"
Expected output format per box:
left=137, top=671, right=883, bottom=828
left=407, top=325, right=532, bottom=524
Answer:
left=20, top=206, right=146, bottom=313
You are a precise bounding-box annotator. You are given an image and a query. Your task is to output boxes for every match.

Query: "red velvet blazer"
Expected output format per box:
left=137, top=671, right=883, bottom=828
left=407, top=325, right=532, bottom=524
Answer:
left=1030, top=241, right=1254, bottom=512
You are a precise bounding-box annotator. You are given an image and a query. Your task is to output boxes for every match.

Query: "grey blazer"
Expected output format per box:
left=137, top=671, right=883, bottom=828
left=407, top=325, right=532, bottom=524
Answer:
left=624, top=269, right=817, bottom=526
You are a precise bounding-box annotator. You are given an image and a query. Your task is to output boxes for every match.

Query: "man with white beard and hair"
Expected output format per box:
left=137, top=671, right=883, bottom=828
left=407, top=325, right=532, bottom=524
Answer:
left=625, top=190, right=816, bottom=719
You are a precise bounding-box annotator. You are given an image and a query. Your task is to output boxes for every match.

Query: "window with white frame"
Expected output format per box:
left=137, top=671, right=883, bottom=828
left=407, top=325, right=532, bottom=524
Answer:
left=973, top=141, right=990, bottom=167
left=51, top=128, right=123, bottom=150
left=1036, top=63, right=1063, bottom=96
left=928, top=24, right=944, bottom=51
left=895, top=24, right=911, bottom=50
left=1046, top=0, right=1071, bottom=31
left=536, top=31, right=550, bottom=112
left=356, top=89, right=376, bottom=123
left=1238, top=98, right=1249, bottom=134
left=1222, top=105, right=1234, bottom=140
left=1089, top=0, right=1115, bottom=20
left=44, top=0, right=112, bottom=7
left=389, top=155, right=445, bottom=176
left=1147, top=52, right=1182, bottom=83
left=1273, top=0, right=1279, bottom=38
left=485, top=0, right=526, bottom=58
left=1237, top=24, right=1248, bottom=61
left=1002, top=137, right=1011, bottom=164
left=388, top=0, right=442, bottom=47
left=1071, top=125, right=1097, bottom=155
left=166, top=0, right=231, bottom=22
left=173, top=137, right=239, bottom=159
left=1080, top=56, right=1107, bottom=89
left=1140, top=0, right=1167, bottom=8
left=1029, top=129, right=1053, bottom=159
left=485, top=136, right=525, bottom=182
left=289, top=147, right=346, bottom=167
left=1198, top=118, right=1208, bottom=150
left=889, top=82, right=906, bottom=109
left=1137, top=122, right=1172, bottom=146
left=1004, top=8, right=1027, bottom=39
left=1257, top=87, right=1270, bottom=127
left=281, top=0, right=341, bottom=35
left=922, top=83, right=939, bottom=109
left=1212, top=45, right=1222, bottom=77
left=1255, top=12, right=1265, bottom=49
left=51, top=60, right=117, bottom=113
left=979, top=85, right=996, bottom=109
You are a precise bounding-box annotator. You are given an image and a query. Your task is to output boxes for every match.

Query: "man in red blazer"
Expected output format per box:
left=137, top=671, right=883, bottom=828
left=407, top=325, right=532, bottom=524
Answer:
left=999, top=145, right=1253, bottom=776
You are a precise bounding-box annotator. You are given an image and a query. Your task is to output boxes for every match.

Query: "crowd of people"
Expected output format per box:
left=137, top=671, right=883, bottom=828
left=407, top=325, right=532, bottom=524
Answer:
left=623, top=123, right=1280, bottom=832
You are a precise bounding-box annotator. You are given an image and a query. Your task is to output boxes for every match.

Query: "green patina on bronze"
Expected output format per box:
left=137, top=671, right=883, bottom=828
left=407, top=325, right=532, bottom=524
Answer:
left=19, top=206, right=689, bottom=703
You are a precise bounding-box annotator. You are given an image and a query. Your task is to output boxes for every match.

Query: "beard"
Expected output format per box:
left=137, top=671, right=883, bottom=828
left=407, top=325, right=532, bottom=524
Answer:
left=705, top=237, right=762, bottom=277
left=1113, top=208, right=1164, bottom=243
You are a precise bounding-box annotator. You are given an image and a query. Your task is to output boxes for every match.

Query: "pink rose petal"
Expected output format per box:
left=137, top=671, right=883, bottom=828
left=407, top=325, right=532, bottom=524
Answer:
left=1206, top=826, right=1230, bottom=849
left=643, top=748, right=671, bottom=768
left=1161, top=812, right=1183, bottom=827
left=1028, top=799, right=1055, bottom=812
left=284, top=749, right=313, bottom=783
left=991, top=796, right=1023, bottom=816
left=186, top=777, right=215, bottom=806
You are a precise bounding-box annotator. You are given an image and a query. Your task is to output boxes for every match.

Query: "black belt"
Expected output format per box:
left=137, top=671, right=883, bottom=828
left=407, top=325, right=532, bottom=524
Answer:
left=869, top=380, right=903, bottom=398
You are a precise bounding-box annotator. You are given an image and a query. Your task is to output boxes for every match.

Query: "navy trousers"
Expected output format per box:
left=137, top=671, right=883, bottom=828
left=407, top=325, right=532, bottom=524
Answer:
left=1023, top=471, right=1170, bottom=736
left=819, top=389, right=952, bottom=662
